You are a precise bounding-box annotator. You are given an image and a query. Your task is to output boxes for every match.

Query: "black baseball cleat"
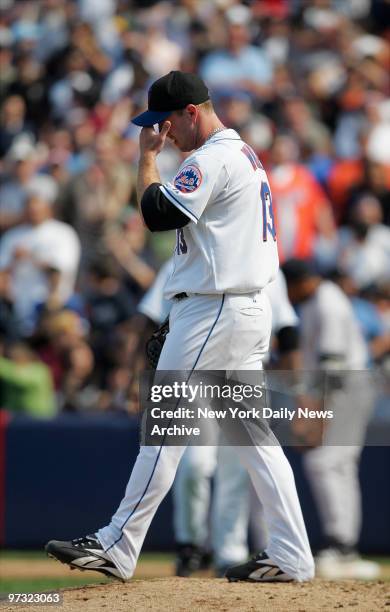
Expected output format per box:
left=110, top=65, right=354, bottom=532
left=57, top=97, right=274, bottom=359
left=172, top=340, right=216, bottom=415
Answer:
left=225, top=552, right=293, bottom=582
left=175, top=543, right=212, bottom=577
left=45, top=534, right=123, bottom=580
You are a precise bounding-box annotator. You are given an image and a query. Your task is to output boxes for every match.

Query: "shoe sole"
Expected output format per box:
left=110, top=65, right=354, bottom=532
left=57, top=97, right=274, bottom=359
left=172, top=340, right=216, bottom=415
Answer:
left=45, top=550, right=125, bottom=582
left=227, top=576, right=294, bottom=583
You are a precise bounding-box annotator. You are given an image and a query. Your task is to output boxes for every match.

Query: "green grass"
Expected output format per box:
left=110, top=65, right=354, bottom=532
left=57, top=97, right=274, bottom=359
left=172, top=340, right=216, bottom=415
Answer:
left=365, top=555, right=390, bottom=565
left=0, top=550, right=173, bottom=562
left=0, top=576, right=110, bottom=593
left=0, top=551, right=173, bottom=594
left=0, top=550, right=47, bottom=560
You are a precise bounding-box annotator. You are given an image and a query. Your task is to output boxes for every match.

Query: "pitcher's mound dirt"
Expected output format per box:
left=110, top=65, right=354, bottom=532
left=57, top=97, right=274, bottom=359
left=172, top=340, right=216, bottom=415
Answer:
left=1, top=577, right=389, bottom=612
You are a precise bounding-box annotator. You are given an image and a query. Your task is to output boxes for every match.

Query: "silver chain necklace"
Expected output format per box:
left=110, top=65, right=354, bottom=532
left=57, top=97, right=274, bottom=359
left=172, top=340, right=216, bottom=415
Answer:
left=206, top=126, right=227, bottom=141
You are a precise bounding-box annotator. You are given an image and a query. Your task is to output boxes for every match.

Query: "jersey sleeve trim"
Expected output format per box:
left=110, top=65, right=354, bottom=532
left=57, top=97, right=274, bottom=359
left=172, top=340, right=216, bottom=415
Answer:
left=159, top=185, right=199, bottom=224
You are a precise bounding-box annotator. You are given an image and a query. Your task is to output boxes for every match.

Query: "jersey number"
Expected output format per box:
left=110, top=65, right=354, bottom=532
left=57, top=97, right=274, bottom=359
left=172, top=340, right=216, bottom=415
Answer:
left=176, top=228, right=188, bottom=254
left=261, top=182, right=276, bottom=242
left=241, top=145, right=276, bottom=242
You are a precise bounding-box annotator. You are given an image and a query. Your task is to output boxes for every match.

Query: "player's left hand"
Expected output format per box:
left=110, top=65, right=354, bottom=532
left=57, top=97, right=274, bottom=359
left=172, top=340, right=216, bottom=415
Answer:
left=139, top=121, right=171, bottom=156
left=291, top=394, right=326, bottom=450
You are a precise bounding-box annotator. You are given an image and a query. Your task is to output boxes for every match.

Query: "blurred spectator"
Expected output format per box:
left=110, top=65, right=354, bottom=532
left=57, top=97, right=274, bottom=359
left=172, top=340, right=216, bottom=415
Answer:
left=365, top=99, right=390, bottom=166
left=85, top=258, right=138, bottom=385
left=0, top=95, right=35, bottom=157
left=0, top=342, right=55, bottom=417
left=327, top=194, right=390, bottom=288
left=332, top=67, right=370, bottom=161
left=281, top=96, right=333, bottom=184
left=215, top=89, right=273, bottom=160
left=48, top=20, right=112, bottom=120
left=283, top=95, right=332, bottom=160
left=60, top=339, right=97, bottom=413
left=269, top=134, right=335, bottom=262
left=0, top=180, right=81, bottom=333
left=0, top=138, right=38, bottom=231
left=327, top=158, right=366, bottom=224
left=346, top=159, right=390, bottom=227
left=57, top=131, right=133, bottom=274
left=200, top=5, right=273, bottom=101
left=8, top=53, right=50, bottom=126
left=0, top=269, right=22, bottom=341
left=105, top=207, right=156, bottom=297
left=33, top=265, right=86, bottom=328
left=371, top=282, right=390, bottom=335
left=334, top=271, right=390, bottom=367
left=0, top=32, right=17, bottom=104
left=86, top=259, right=137, bottom=335
left=98, top=365, right=133, bottom=414
left=35, top=310, right=90, bottom=393
left=139, top=17, right=182, bottom=77
left=51, top=119, right=95, bottom=178
left=328, top=156, right=390, bottom=226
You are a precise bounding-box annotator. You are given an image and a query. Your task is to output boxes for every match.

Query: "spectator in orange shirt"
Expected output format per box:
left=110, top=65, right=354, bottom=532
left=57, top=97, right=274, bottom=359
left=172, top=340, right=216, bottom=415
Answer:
left=269, top=135, right=336, bottom=262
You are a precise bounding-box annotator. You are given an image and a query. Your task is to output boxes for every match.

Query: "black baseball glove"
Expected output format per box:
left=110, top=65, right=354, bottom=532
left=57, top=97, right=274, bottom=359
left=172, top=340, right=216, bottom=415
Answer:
left=145, top=317, right=170, bottom=369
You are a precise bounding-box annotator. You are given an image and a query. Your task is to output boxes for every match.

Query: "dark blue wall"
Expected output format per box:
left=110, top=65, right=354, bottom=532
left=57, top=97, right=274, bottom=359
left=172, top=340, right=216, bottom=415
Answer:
left=4, top=414, right=390, bottom=552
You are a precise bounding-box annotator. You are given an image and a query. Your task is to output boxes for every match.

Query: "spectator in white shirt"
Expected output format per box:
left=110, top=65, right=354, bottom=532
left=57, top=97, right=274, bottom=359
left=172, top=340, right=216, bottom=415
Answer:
left=0, top=177, right=81, bottom=334
left=337, top=194, right=390, bottom=289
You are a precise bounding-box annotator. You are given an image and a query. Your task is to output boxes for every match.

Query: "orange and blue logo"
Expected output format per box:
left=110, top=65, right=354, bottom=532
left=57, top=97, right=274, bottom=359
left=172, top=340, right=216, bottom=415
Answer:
left=174, top=164, right=202, bottom=193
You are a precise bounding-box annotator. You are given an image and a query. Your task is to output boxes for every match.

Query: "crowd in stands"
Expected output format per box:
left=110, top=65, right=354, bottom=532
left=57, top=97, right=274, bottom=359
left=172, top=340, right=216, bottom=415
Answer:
left=0, top=0, right=389, bottom=417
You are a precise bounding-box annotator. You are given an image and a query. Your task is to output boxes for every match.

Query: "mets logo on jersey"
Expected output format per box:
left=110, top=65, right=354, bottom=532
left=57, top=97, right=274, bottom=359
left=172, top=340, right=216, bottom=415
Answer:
left=174, top=164, right=202, bottom=193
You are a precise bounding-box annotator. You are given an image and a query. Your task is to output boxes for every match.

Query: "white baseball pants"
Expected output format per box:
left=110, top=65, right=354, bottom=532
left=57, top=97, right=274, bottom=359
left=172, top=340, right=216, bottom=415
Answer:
left=173, top=441, right=251, bottom=568
left=98, top=292, right=314, bottom=581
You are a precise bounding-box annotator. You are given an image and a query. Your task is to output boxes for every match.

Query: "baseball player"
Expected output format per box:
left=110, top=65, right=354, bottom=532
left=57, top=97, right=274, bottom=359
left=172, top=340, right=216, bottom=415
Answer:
left=283, top=259, right=380, bottom=579
left=137, top=259, right=173, bottom=325
left=45, top=71, right=314, bottom=583
left=173, top=269, right=301, bottom=576
left=139, top=265, right=300, bottom=576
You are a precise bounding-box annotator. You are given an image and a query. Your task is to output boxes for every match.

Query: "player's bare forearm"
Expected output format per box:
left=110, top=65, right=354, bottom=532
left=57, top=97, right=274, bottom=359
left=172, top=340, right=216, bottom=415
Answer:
left=136, top=122, right=171, bottom=218
left=136, top=152, right=161, bottom=213
left=277, top=349, right=302, bottom=371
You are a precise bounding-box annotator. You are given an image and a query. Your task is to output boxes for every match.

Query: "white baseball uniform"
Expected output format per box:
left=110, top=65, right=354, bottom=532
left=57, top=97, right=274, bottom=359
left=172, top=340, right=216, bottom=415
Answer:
left=173, top=270, right=300, bottom=568
left=97, top=129, right=314, bottom=581
left=137, top=259, right=173, bottom=324
left=299, top=281, right=374, bottom=548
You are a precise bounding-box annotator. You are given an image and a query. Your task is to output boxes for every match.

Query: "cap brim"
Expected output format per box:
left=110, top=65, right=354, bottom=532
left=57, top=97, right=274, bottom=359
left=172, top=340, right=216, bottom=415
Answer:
left=131, top=110, right=171, bottom=127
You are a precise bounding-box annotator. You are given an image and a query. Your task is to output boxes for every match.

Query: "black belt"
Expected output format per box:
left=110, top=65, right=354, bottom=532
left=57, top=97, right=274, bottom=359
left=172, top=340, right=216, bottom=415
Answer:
left=174, top=292, right=188, bottom=300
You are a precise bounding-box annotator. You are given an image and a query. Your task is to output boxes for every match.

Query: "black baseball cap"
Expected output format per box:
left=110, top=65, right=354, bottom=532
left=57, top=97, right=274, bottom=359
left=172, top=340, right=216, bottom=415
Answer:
left=282, top=259, right=318, bottom=283
left=131, top=71, right=210, bottom=127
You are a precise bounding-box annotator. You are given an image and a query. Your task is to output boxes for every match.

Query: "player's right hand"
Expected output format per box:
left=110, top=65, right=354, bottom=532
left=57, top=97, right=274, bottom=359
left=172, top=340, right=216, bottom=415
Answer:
left=139, top=121, right=171, bottom=156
